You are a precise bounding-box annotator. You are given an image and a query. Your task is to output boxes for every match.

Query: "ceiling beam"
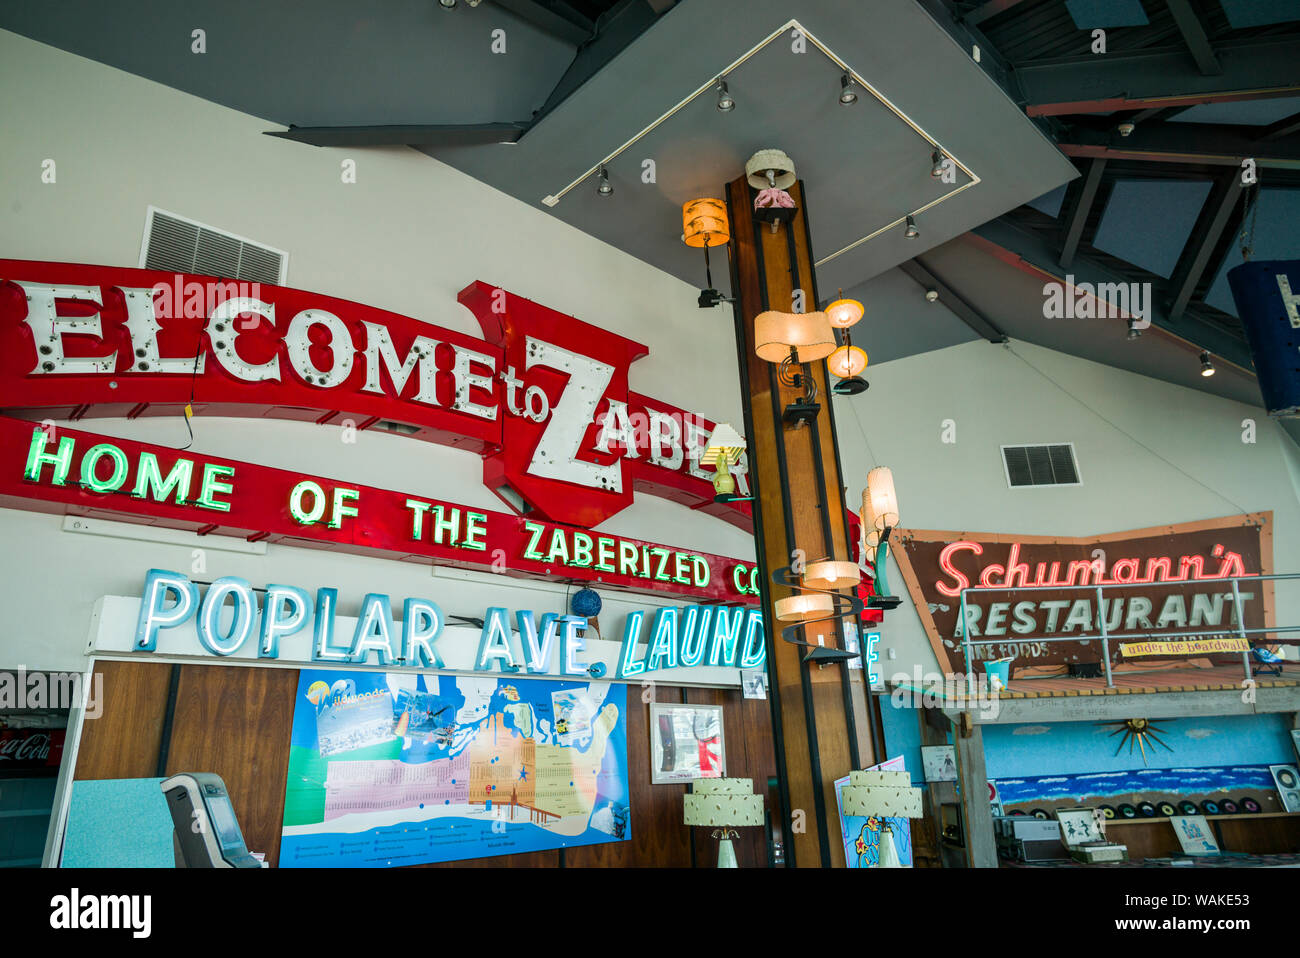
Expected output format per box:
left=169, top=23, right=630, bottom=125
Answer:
left=265, top=123, right=528, bottom=147
left=1019, top=37, right=1300, bottom=116
left=1057, top=121, right=1300, bottom=167
left=970, top=217, right=1255, bottom=373
left=1167, top=171, right=1243, bottom=321
left=487, top=0, right=594, bottom=45
left=898, top=258, right=1007, bottom=343
left=1260, top=111, right=1300, bottom=140
left=1059, top=158, right=1106, bottom=269
left=1163, top=0, right=1221, bottom=76
left=965, top=0, right=1031, bottom=26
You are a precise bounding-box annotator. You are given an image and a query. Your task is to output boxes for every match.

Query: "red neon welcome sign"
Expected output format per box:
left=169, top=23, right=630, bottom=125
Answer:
left=0, top=261, right=751, bottom=530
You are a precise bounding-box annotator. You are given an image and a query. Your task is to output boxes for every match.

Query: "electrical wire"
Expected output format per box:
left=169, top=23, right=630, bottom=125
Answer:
left=1003, top=343, right=1250, bottom=515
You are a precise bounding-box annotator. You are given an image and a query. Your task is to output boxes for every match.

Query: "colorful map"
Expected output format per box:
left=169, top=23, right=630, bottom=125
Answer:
left=281, top=670, right=628, bottom=867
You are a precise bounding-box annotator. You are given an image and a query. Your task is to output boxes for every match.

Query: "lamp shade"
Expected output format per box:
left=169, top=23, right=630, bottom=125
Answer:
left=755, top=310, right=836, bottom=364
left=684, top=778, right=764, bottom=827
left=828, top=344, right=868, bottom=379
left=683, top=197, right=730, bottom=248
left=775, top=592, right=834, bottom=622
left=825, top=297, right=864, bottom=328
left=701, top=422, right=746, bottom=466
left=841, top=783, right=925, bottom=819
left=745, top=149, right=796, bottom=191
left=862, top=466, right=899, bottom=533
left=803, top=559, right=860, bottom=591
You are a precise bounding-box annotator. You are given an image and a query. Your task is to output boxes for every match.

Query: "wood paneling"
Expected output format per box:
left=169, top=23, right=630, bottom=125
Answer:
left=74, top=660, right=171, bottom=780
left=161, top=664, right=298, bottom=868
left=73, top=660, right=780, bottom=868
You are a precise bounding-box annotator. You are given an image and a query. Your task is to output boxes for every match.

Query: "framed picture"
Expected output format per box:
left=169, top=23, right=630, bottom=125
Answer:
left=1269, top=764, right=1300, bottom=812
left=649, top=703, right=725, bottom=784
left=740, top=670, right=768, bottom=700
left=1291, top=729, right=1300, bottom=763
left=922, top=745, right=958, bottom=782
left=1170, top=815, right=1220, bottom=856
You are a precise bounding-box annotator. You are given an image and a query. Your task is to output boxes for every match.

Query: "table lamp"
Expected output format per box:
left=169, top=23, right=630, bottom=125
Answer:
left=840, top=769, right=924, bottom=868
left=683, top=777, right=764, bottom=868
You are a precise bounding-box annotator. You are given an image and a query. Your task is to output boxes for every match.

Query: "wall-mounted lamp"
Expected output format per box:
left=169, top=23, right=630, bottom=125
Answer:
left=772, top=558, right=864, bottom=665
left=824, top=290, right=868, bottom=394
left=755, top=310, right=835, bottom=426
left=683, top=197, right=732, bottom=308
left=700, top=423, right=748, bottom=503
left=747, top=149, right=798, bottom=233
left=861, top=466, right=902, bottom=610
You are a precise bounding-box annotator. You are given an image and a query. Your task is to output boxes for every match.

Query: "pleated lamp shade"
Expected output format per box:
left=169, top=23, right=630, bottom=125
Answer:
left=755, top=310, right=836, bottom=364
left=862, top=466, right=900, bottom=535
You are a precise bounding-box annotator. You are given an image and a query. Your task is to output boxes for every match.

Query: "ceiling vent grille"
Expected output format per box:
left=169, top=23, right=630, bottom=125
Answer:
left=1001, top=443, right=1081, bottom=488
left=139, top=206, right=288, bottom=285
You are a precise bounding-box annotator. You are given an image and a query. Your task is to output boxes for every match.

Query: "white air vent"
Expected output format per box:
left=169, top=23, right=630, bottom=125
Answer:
left=139, top=206, right=288, bottom=284
left=1001, top=443, right=1081, bottom=488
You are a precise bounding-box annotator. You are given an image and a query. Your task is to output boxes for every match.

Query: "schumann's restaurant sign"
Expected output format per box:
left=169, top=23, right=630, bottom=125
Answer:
left=891, top=514, right=1273, bottom=676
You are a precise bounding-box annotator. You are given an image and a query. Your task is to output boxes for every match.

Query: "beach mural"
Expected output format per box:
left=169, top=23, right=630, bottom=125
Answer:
left=994, top=765, right=1288, bottom=819
left=983, top=714, right=1298, bottom=819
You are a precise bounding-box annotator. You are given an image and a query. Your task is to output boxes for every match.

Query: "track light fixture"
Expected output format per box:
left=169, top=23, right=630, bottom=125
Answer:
left=904, top=215, right=919, bottom=239
left=1200, top=351, right=1215, bottom=377
left=931, top=151, right=946, bottom=177
left=1127, top=318, right=1141, bottom=340
left=596, top=165, right=612, bottom=197
left=839, top=74, right=858, bottom=105
left=716, top=77, right=735, bottom=112
left=438, top=0, right=457, bottom=7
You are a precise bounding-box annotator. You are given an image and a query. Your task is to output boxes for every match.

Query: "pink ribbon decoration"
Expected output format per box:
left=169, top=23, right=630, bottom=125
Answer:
left=754, top=187, right=795, bottom=210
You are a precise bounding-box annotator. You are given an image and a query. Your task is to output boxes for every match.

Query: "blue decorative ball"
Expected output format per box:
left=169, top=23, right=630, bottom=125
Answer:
left=571, top=588, right=602, bottom=617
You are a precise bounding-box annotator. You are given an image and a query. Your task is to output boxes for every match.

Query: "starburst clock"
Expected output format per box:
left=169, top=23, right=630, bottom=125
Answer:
left=1101, top=718, right=1173, bottom=765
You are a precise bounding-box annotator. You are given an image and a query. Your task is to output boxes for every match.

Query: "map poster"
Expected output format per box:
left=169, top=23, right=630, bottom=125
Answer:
left=280, top=670, right=628, bottom=867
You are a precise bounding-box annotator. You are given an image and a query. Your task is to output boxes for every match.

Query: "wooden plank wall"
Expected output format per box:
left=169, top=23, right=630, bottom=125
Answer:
left=73, top=661, right=778, bottom=868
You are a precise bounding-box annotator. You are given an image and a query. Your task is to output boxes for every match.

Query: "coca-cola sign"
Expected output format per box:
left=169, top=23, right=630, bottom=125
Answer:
left=0, top=728, right=64, bottom=769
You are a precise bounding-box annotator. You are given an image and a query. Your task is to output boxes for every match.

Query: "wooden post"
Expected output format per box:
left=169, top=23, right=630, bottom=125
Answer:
left=725, top=175, right=874, bottom=867
left=954, top=716, right=998, bottom=867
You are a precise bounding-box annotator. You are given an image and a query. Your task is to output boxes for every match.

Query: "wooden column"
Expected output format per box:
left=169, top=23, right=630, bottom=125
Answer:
left=725, top=176, right=874, bottom=867
left=954, top=717, right=998, bottom=868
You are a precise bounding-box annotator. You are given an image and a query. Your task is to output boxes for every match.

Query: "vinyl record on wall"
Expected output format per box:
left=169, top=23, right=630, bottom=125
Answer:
left=1098, top=804, right=1117, bottom=820
left=1277, top=767, right=1300, bottom=789
left=1201, top=800, right=1220, bottom=816
left=1220, top=799, right=1239, bottom=815
left=1179, top=801, right=1198, bottom=815
left=1119, top=803, right=1138, bottom=819
left=1158, top=802, right=1178, bottom=818
left=1031, top=809, right=1050, bottom=820
left=1242, top=798, right=1261, bottom=814
left=1138, top=801, right=1158, bottom=818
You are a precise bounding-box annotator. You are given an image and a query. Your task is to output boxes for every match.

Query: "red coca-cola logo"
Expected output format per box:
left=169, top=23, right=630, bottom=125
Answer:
left=0, top=729, right=63, bottom=766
